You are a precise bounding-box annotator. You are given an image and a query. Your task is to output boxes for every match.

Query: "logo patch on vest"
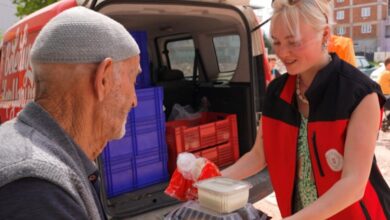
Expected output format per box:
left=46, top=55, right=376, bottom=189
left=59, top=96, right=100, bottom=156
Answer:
left=325, top=149, right=343, bottom=172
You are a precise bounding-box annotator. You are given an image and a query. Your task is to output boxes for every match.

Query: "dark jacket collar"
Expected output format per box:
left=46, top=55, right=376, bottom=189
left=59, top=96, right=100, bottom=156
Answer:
left=17, top=102, right=97, bottom=177
left=305, top=53, right=339, bottom=105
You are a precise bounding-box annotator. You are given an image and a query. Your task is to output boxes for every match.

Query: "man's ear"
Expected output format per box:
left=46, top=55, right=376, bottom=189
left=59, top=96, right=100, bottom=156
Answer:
left=94, top=58, right=114, bottom=101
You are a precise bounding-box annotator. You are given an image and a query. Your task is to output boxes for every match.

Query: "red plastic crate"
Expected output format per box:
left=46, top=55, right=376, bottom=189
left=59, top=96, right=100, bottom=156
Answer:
left=166, top=112, right=238, bottom=152
left=166, top=112, right=239, bottom=174
left=194, top=142, right=238, bottom=167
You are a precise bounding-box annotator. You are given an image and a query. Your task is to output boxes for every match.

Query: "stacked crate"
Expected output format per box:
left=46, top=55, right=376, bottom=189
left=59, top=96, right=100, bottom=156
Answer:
left=102, top=87, right=168, bottom=198
left=166, top=112, right=240, bottom=174
left=130, top=31, right=151, bottom=89
left=101, top=31, right=169, bottom=198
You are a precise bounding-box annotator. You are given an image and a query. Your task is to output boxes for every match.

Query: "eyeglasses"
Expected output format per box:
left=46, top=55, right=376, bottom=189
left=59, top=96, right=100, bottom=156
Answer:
left=272, top=0, right=330, bottom=24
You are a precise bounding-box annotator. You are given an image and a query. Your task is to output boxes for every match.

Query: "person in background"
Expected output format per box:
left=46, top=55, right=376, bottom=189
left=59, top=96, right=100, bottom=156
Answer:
left=0, top=7, right=140, bottom=219
left=378, top=57, right=390, bottom=96
left=328, top=35, right=357, bottom=67
left=379, top=57, right=390, bottom=118
left=268, top=56, right=282, bottom=80
left=222, top=0, right=389, bottom=219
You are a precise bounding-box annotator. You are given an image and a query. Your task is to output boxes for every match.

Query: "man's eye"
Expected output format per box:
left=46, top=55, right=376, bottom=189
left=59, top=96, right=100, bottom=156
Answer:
left=272, top=42, right=281, bottom=46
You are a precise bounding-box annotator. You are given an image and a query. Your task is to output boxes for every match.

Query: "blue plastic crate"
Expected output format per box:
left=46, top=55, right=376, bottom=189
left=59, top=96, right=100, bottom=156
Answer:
left=125, top=118, right=166, bottom=155
left=129, top=87, right=164, bottom=123
left=107, top=87, right=165, bottom=155
left=104, top=137, right=133, bottom=158
left=135, top=151, right=168, bottom=186
left=101, top=87, right=168, bottom=198
left=119, top=116, right=167, bottom=155
left=102, top=151, right=168, bottom=198
left=129, top=31, right=151, bottom=88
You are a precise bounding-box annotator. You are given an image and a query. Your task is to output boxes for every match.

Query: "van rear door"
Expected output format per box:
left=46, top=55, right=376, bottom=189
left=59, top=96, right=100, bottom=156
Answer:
left=89, top=0, right=272, bottom=218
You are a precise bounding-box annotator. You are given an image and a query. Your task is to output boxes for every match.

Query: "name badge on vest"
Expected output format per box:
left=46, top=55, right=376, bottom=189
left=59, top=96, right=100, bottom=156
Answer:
left=325, top=149, right=343, bottom=172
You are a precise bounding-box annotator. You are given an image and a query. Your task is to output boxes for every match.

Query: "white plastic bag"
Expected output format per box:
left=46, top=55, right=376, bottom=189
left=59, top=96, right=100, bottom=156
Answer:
left=168, top=97, right=209, bottom=121
left=177, top=152, right=207, bottom=181
left=168, top=104, right=201, bottom=121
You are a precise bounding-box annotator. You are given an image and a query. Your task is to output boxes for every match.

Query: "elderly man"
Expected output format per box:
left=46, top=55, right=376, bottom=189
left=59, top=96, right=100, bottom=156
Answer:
left=0, top=7, right=140, bottom=219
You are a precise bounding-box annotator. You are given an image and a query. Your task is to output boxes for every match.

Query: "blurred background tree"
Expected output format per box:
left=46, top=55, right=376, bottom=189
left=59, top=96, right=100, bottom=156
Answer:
left=12, top=0, right=59, bottom=18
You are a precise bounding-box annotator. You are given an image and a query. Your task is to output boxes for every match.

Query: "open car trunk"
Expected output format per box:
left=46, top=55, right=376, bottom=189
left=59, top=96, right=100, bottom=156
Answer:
left=91, top=0, right=272, bottom=218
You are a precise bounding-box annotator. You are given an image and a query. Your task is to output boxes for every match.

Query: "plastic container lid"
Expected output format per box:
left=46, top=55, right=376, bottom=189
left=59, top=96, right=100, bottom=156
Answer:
left=196, top=177, right=252, bottom=194
left=196, top=177, right=253, bottom=213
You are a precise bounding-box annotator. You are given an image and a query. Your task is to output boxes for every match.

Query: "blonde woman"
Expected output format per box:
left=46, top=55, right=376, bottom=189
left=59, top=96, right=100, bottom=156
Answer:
left=222, top=0, right=390, bottom=219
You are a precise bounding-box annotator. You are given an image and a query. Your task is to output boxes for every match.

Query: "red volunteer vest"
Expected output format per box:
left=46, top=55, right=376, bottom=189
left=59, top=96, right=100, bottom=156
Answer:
left=262, top=54, right=390, bottom=219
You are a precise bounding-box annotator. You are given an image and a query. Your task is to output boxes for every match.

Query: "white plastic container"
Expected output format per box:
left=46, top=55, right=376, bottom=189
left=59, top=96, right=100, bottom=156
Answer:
left=196, top=177, right=252, bottom=213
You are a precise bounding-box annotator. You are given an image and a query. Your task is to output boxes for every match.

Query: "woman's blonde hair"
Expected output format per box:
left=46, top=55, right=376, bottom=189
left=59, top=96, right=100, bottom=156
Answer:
left=270, top=0, right=334, bottom=40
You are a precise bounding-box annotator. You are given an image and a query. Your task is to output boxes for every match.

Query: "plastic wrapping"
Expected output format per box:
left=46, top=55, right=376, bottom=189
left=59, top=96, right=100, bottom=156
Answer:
left=165, top=153, right=221, bottom=201
left=176, top=152, right=209, bottom=181
left=168, top=97, right=209, bottom=121
left=176, top=152, right=197, bottom=180
left=168, top=104, right=201, bottom=121
left=164, top=200, right=270, bottom=220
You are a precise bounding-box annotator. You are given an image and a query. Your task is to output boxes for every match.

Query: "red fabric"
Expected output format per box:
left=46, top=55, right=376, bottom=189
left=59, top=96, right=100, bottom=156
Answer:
left=263, top=53, right=272, bottom=85
left=262, top=116, right=299, bottom=216
left=262, top=75, right=388, bottom=219
left=164, top=160, right=221, bottom=201
left=308, top=121, right=348, bottom=195
left=263, top=116, right=388, bottom=219
left=279, top=75, right=296, bottom=104
left=361, top=182, right=387, bottom=219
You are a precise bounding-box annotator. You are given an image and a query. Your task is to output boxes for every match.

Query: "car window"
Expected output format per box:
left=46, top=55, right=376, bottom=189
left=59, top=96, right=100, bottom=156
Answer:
left=166, top=39, right=195, bottom=79
left=355, top=58, right=362, bottom=68
left=360, top=58, right=370, bottom=68
left=355, top=56, right=370, bottom=68
left=213, top=35, right=240, bottom=73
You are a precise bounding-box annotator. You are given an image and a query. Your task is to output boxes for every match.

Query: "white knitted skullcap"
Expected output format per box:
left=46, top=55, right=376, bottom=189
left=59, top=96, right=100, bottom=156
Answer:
left=30, top=6, right=140, bottom=63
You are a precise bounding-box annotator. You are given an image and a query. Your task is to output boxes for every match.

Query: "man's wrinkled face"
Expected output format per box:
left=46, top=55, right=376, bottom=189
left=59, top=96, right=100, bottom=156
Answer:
left=107, top=55, right=141, bottom=139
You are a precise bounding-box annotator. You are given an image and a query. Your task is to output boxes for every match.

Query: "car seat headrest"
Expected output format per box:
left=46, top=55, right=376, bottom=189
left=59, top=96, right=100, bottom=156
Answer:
left=158, top=67, right=185, bottom=81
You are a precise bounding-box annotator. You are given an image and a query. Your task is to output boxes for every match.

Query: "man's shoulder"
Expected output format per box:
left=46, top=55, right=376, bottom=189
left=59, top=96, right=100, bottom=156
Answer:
left=0, top=178, right=88, bottom=220
left=0, top=118, right=61, bottom=165
left=0, top=121, right=96, bottom=219
left=0, top=119, right=33, bottom=165
left=0, top=119, right=75, bottom=189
